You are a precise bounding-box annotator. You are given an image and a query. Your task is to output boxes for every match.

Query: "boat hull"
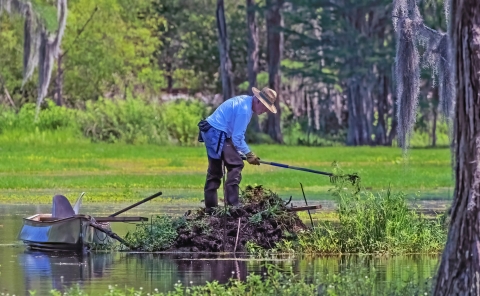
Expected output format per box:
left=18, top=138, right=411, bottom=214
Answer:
left=18, top=214, right=113, bottom=252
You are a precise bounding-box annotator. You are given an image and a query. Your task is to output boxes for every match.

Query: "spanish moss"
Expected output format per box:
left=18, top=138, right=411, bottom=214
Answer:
left=393, top=0, right=454, bottom=151
left=0, top=0, right=67, bottom=118
left=395, top=18, right=420, bottom=151
left=436, top=35, right=454, bottom=120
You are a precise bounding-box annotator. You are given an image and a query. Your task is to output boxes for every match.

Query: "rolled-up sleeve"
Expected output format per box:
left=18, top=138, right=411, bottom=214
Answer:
left=231, top=113, right=251, bottom=154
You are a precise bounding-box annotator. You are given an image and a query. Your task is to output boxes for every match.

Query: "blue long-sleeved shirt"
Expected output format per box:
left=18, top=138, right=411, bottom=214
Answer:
left=206, top=95, right=253, bottom=154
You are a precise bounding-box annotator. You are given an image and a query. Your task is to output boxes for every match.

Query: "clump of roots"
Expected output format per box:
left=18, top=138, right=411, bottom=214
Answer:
left=173, top=185, right=306, bottom=253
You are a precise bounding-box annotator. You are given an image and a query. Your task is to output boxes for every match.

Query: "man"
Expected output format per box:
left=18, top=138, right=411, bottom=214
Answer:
left=198, top=87, right=277, bottom=210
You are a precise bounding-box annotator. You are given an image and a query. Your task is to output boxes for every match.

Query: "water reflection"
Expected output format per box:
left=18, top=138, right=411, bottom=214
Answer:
left=3, top=249, right=439, bottom=295
left=19, top=251, right=115, bottom=294
left=125, top=253, right=249, bottom=288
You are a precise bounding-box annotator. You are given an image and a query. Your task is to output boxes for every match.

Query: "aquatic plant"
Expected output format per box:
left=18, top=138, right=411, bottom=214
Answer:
left=124, top=215, right=186, bottom=251
left=283, top=186, right=447, bottom=254
left=46, top=263, right=432, bottom=295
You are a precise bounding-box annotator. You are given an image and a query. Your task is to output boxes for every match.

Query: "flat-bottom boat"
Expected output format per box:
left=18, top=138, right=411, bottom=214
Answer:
left=18, top=213, right=113, bottom=252
left=18, top=192, right=155, bottom=252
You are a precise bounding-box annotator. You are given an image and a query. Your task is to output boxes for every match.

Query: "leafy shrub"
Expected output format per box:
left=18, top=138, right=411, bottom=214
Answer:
left=0, top=100, right=78, bottom=132
left=1, top=97, right=207, bottom=146
left=79, top=98, right=169, bottom=144
left=124, top=215, right=186, bottom=251
left=162, top=99, right=208, bottom=145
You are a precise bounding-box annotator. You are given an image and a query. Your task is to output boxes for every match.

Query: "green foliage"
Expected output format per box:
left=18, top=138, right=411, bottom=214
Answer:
left=212, top=205, right=233, bottom=217
left=240, top=185, right=297, bottom=226
left=281, top=106, right=346, bottom=147
left=148, top=0, right=220, bottom=93
left=1, top=97, right=209, bottom=145
left=0, top=100, right=78, bottom=132
left=31, top=0, right=59, bottom=32
left=124, top=215, right=185, bottom=251
left=185, top=216, right=211, bottom=235
left=238, top=72, right=269, bottom=92
left=162, top=99, right=208, bottom=145
left=79, top=98, right=168, bottom=144
left=287, top=186, right=447, bottom=254
left=0, top=14, right=25, bottom=96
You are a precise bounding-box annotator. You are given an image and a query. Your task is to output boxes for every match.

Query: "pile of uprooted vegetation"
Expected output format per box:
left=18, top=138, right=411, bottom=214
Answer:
left=124, top=185, right=307, bottom=252
left=123, top=180, right=448, bottom=254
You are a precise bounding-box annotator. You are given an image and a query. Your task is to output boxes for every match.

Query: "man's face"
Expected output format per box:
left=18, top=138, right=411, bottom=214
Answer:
left=253, top=97, right=269, bottom=115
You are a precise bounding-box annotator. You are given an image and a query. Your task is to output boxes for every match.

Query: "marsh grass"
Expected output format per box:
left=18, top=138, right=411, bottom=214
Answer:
left=0, top=130, right=453, bottom=203
left=45, top=263, right=432, bottom=295
left=277, top=182, right=447, bottom=254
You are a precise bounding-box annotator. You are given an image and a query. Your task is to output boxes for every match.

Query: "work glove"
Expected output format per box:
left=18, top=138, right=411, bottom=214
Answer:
left=246, top=151, right=261, bottom=165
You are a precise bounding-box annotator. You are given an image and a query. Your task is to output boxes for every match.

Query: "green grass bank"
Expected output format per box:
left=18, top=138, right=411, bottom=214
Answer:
left=0, top=130, right=453, bottom=203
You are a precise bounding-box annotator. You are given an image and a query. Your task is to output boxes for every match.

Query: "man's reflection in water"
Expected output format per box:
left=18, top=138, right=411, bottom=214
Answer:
left=174, top=253, right=247, bottom=285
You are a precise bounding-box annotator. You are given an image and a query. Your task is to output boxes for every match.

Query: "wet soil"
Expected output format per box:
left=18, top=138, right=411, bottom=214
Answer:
left=171, top=185, right=306, bottom=252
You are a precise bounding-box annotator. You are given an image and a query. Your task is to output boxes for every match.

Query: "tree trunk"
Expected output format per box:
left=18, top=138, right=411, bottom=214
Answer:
left=216, top=0, right=235, bottom=101
left=431, top=106, right=437, bottom=147
left=54, top=50, right=64, bottom=106
left=247, top=0, right=258, bottom=94
left=166, top=60, right=173, bottom=93
left=387, top=64, right=397, bottom=146
left=346, top=77, right=374, bottom=146
left=375, top=74, right=389, bottom=145
left=431, top=86, right=439, bottom=147
left=246, top=0, right=260, bottom=132
left=434, top=0, right=480, bottom=294
left=265, top=0, right=284, bottom=143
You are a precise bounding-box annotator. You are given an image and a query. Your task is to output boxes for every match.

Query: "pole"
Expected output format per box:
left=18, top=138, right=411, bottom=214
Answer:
left=222, top=161, right=227, bottom=252
left=259, top=160, right=333, bottom=176
left=109, top=191, right=162, bottom=217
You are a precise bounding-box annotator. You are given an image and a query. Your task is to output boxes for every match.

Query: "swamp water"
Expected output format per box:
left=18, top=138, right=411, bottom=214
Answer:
left=0, top=204, right=440, bottom=295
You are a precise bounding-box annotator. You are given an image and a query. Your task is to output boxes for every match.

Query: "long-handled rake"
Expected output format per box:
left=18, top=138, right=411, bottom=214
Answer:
left=251, top=159, right=361, bottom=190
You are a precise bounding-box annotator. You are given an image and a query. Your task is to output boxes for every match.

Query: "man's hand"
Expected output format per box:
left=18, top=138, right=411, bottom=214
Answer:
left=246, top=151, right=260, bottom=165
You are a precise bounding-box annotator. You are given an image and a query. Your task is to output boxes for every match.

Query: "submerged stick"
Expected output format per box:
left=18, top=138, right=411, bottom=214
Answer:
left=300, top=183, right=314, bottom=228
left=234, top=218, right=241, bottom=253
left=89, top=221, right=136, bottom=250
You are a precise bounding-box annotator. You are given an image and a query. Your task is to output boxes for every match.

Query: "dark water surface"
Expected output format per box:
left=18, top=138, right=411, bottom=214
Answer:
left=0, top=204, right=440, bottom=295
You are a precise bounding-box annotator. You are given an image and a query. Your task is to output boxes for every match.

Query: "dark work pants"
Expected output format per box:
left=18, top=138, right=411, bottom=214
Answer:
left=204, top=138, right=244, bottom=208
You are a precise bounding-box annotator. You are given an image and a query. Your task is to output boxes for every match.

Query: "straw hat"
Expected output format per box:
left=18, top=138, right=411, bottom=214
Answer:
left=252, top=87, right=277, bottom=114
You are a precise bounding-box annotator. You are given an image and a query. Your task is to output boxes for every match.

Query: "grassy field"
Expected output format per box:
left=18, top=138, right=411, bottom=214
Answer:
left=0, top=132, right=454, bottom=203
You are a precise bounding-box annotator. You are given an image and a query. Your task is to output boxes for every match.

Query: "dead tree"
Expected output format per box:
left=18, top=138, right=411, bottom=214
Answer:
left=246, top=0, right=260, bottom=132
left=216, top=0, right=234, bottom=101
left=247, top=0, right=258, bottom=93
left=265, top=0, right=284, bottom=143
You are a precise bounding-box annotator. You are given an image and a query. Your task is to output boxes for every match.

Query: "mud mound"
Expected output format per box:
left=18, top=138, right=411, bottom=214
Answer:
left=172, top=185, right=307, bottom=252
